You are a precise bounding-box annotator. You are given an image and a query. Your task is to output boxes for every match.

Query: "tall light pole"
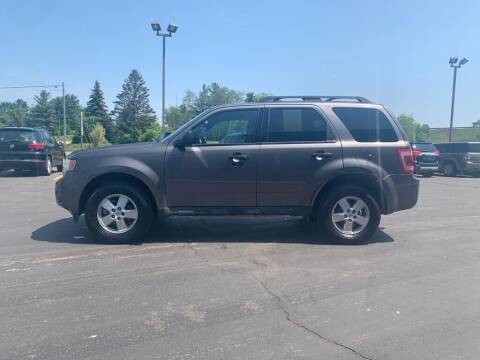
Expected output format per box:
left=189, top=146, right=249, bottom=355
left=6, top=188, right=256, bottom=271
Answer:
left=151, top=21, right=178, bottom=128
left=448, top=57, right=469, bottom=142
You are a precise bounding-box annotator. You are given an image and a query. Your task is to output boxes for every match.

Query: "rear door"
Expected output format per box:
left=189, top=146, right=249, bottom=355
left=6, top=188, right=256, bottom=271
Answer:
left=257, top=105, right=342, bottom=207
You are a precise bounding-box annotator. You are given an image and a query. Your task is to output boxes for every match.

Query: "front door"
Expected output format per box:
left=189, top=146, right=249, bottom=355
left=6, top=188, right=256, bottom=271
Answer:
left=165, top=107, right=261, bottom=208
left=257, top=106, right=342, bottom=207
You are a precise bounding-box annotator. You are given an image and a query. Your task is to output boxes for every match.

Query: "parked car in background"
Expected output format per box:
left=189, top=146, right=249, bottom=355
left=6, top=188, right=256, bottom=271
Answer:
left=0, top=127, right=65, bottom=176
left=411, top=142, right=439, bottom=177
left=435, top=142, right=480, bottom=177
left=56, top=95, right=419, bottom=245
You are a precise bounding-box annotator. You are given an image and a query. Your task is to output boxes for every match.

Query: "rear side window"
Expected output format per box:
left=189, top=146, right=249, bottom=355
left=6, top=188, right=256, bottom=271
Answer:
left=0, top=129, right=35, bottom=142
left=333, top=107, right=398, bottom=142
left=266, top=108, right=334, bottom=142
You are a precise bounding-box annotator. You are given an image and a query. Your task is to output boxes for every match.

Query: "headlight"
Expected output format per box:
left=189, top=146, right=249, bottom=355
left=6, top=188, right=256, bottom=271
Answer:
left=63, top=158, right=76, bottom=174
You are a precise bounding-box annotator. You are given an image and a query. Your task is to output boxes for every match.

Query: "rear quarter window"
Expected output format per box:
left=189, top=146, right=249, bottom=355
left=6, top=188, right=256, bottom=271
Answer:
left=333, top=107, right=398, bottom=142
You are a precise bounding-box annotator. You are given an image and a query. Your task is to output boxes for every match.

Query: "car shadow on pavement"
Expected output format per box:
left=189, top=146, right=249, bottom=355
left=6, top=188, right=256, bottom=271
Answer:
left=31, top=216, right=394, bottom=246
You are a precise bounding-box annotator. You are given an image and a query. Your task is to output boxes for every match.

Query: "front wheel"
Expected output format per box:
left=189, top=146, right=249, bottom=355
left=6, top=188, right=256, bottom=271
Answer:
left=85, top=183, right=154, bottom=244
left=316, top=186, right=381, bottom=244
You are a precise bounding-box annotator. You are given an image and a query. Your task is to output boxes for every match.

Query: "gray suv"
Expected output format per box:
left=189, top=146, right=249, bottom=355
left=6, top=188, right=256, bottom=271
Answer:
left=56, top=96, right=419, bottom=244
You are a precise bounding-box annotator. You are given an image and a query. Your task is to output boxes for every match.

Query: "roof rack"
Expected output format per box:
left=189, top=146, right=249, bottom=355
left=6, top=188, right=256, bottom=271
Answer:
left=257, top=95, right=372, bottom=103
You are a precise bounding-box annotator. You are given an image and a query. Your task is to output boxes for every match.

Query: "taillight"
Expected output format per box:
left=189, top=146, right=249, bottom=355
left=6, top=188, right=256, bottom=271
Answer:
left=434, top=149, right=440, bottom=156
left=412, top=150, right=423, bottom=157
left=27, top=142, right=45, bottom=151
left=397, top=148, right=414, bottom=174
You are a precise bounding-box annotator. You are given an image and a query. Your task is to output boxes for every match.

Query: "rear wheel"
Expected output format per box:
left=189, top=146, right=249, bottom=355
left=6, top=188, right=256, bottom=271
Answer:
left=56, top=164, right=63, bottom=172
left=316, top=186, right=381, bottom=244
left=39, top=157, right=52, bottom=176
left=443, top=162, right=457, bottom=177
left=85, top=183, right=154, bottom=244
left=423, top=172, right=433, bottom=178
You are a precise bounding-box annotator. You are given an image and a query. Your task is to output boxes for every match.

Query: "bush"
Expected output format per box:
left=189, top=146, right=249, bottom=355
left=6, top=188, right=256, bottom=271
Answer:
left=89, top=123, right=106, bottom=147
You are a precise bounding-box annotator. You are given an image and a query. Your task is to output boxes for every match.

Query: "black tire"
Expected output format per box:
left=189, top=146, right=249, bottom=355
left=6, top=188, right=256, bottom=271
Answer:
left=316, top=186, right=381, bottom=245
left=85, top=183, right=154, bottom=244
left=39, top=157, right=52, bottom=176
left=443, top=162, right=457, bottom=177
left=56, top=164, right=63, bottom=172
left=423, top=172, right=433, bottom=178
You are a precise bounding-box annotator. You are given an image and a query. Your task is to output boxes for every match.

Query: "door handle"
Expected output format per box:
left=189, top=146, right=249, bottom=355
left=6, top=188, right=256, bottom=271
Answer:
left=312, top=151, right=333, bottom=161
left=228, top=153, right=249, bottom=164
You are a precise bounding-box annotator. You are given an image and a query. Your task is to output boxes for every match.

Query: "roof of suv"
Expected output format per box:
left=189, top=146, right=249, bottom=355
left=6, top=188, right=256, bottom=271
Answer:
left=0, top=127, right=47, bottom=132
left=257, top=95, right=373, bottom=104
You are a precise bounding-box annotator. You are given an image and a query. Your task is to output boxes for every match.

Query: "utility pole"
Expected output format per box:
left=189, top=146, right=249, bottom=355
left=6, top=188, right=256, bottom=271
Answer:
left=80, top=111, right=84, bottom=149
left=62, top=82, right=67, bottom=145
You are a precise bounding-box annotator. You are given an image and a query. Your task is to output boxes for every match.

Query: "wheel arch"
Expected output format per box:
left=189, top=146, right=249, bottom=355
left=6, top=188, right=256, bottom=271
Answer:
left=79, top=172, right=158, bottom=217
left=311, top=172, right=390, bottom=217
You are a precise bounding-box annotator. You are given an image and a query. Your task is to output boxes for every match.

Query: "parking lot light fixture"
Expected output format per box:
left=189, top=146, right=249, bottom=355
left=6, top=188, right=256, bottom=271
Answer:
left=167, top=23, right=178, bottom=34
left=151, top=21, right=179, bottom=129
left=151, top=22, right=161, bottom=34
left=448, top=56, right=469, bottom=142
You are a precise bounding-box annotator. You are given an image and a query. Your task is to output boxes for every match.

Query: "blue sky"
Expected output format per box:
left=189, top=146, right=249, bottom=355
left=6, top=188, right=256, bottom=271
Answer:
left=1, top=0, right=479, bottom=127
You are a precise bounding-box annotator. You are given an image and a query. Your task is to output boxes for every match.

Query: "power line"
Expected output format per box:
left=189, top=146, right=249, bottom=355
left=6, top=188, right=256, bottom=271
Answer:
left=0, top=85, right=62, bottom=90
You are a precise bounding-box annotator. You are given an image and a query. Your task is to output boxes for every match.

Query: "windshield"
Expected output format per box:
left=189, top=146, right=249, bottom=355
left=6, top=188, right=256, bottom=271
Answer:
left=0, top=129, right=35, bottom=142
left=412, top=143, right=437, bottom=152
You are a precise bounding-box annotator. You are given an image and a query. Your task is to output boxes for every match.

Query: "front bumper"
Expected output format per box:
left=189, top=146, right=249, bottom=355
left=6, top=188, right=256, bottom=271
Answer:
left=55, top=173, right=83, bottom=220
left=463, top=162, right=480, bottom=174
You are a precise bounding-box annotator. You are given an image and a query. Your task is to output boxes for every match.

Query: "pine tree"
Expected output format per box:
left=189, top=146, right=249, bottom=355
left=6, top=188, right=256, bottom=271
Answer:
left=113, top=70, right=156, bottom=143
left=85, top=80, right=108, bottom=117
left=29, top=90, right=55, bottom=132
left=85, top=80, right=114, bottom=141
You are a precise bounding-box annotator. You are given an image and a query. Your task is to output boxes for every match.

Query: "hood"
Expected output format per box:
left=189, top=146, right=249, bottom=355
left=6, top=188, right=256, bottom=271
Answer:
left=69, top=142, right=163, bottom=159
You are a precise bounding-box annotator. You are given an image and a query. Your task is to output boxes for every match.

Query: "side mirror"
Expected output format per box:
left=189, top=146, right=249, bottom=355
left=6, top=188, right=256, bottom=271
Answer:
left=160, top=132, right=172, bottom=140
left=174, top=131, right=193, bottom=150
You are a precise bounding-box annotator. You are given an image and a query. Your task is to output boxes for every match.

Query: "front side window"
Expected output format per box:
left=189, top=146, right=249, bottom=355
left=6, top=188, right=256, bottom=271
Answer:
left=192, top=109, right=259, bottom=145
left=333, top=107, right=398, bottom=142
left=266, top=108, right=334, bottom=143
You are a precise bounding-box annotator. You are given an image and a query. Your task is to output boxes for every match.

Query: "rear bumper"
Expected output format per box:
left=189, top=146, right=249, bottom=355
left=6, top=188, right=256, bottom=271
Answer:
left=381, top=174, right=419, bottom=214
left=415, top=164, right=439, bottom=173
left=0, top=158, right=47, bottom=171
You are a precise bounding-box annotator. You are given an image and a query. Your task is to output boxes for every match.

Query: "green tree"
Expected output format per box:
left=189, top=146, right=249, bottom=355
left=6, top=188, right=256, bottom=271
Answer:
left=113, top=69, right=156, bottom=143
left=85, top=81, right=114, bottom=141
left=50, top=94, right=82, bottom=136
left=0, top=99, right=29, bottom=127
left=89, top=123, right=106, bottom=147
left=85, top=80, right=108, bottom=117
left=398, top=114, right=430, bottom=141
left=244, top=92, right=271, bottom=102
left=139, top=122, right=163, bottom=142
left=28, top=90, right=55, bottom=132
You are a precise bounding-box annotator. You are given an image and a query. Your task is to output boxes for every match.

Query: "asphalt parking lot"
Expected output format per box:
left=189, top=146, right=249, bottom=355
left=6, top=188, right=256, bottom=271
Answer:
left=1, top=172, right=480, bottom=360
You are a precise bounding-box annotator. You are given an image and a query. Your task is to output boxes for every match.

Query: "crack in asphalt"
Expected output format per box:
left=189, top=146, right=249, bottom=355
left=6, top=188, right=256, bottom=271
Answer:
left=185, top=243, right=374, bottom=360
